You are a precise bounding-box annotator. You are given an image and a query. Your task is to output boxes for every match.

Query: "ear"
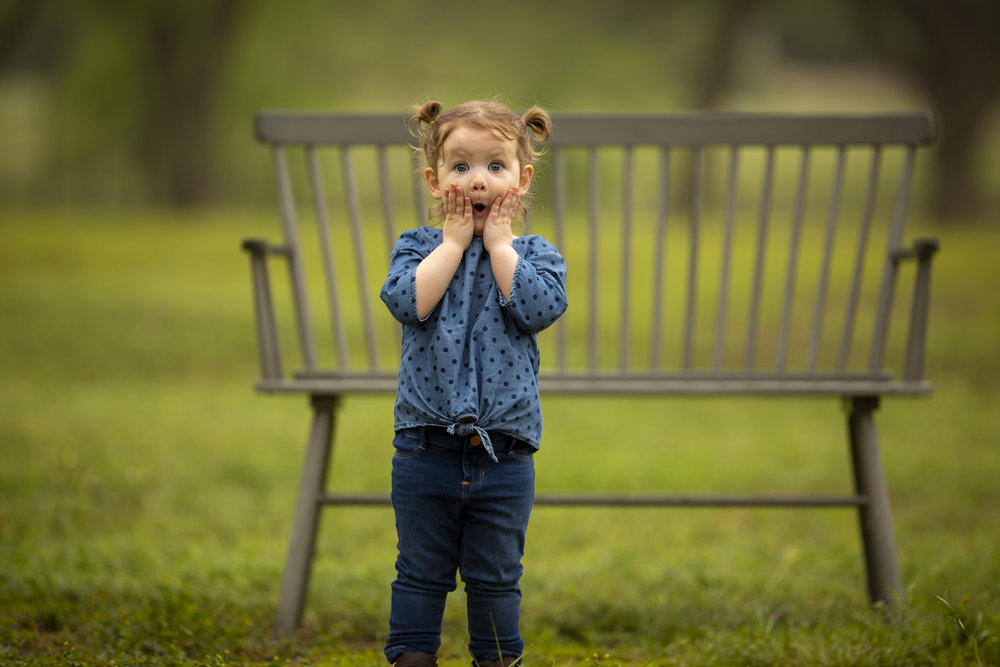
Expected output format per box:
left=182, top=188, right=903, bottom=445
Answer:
left=518, top=164, right=534, bottom=194
left=425, top=167, right=443, bottom=199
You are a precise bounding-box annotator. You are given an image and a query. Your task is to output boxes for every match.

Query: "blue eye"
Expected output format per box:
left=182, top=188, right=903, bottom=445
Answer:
left=489, top=161, right=503, bottom=172
left=455, top=163, right=469, bottom=173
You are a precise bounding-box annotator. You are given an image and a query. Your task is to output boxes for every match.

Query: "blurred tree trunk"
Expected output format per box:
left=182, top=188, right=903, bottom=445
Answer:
left=3, top=0, right=245, bottom=207
left=851, top=0, right=1000, bottom=220
left=687, top=0, right=758, bottom=109
left=0, top=0, right=46, bottom=67
left=131, top=0, right=243, bottom=207
left=677, top=0, right=760, bottom=206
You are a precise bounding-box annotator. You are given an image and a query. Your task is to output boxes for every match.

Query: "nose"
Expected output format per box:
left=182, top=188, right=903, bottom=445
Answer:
left=468, top=166, right=488, bottom=192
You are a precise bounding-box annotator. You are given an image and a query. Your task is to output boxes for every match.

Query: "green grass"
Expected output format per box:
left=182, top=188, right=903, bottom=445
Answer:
left=1, top=209, right=998, bottom=665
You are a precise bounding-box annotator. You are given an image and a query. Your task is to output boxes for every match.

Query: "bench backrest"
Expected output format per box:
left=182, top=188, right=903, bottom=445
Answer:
left=248, top=111, right=937, bottom=397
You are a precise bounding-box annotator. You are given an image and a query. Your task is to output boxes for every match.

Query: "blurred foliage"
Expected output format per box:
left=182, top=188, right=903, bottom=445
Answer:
left=0, top=0, right=998, bottom=217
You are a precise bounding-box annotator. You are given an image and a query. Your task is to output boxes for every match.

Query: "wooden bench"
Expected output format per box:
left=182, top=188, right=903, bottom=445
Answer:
left=243, top=110, right=939, bottom=636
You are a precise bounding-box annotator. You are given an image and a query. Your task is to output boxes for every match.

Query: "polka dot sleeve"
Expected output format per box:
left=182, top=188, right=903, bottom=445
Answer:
left=380, top=227, right=436, bottom=325
left=501, top=235, right=569, bottom=334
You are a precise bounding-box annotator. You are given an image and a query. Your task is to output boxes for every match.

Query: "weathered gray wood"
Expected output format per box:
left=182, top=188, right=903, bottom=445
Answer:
left=808, top=146, right=846, bottom=372
left=902, top=238, right=939, bottom=382
left=307, top=147, right=349, bottom=369
left=715, top=146, right=739, bottom=370
left=869, top=146, right=918, bottom=372
left=847, top=397, right=903, bottom=605
left=275, top=396, right=339, bottom=637
left=254, top=369, right=933, bottom=398
left=273, top=146, right=317, bottom=370
left=776, top=147, right=810, bottom=372
left=587, top=147, right=600, bottom=371
left=620, top=146, right=634, bottom=371
left=544, top=112, right=936, bottom=146
left=245, top=109, right=940, bottom=635
left=745, top=146, right=774, bottom=370
left=838, top=147, right=882, bottom=371
left=255, top=111, right=936, bottom=147
left=339, top=149, right=380, bottom=371
left=649, top=146, right=671, bottom=370
left=242, top=239, right=286, bottom=381
left=683, top=148, right=703, bottom=370
left=315, top=492, right=869, bottom=507
left=553, top=149, right=569, bottom=373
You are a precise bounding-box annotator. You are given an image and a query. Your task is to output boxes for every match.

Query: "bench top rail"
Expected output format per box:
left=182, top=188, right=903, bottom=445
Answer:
left=247, top=111, right=937, bottom=396
left=255, top=111, right=936, bottom=146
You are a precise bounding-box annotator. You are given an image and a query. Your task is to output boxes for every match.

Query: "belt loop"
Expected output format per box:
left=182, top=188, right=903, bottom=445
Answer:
left=415, top=426, right=428, bottom=446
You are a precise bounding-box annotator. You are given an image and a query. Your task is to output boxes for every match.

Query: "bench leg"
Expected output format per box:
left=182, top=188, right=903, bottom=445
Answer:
left=275, top=395, right=340, bottom=637
left=846, top=396, right=903, bottom=606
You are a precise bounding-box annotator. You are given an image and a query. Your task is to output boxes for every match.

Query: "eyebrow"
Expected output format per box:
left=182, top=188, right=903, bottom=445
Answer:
left=444, top=147, right=515, bottom=163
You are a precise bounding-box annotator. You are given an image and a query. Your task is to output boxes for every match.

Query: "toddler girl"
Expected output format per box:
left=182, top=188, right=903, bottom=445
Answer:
left=380, top=100, right=568, bottom=666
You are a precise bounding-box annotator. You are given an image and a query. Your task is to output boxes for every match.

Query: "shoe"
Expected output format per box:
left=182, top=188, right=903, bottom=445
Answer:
left=472, top=658, right=520, bottom=667
left=393, top=652, right=438, bottom=666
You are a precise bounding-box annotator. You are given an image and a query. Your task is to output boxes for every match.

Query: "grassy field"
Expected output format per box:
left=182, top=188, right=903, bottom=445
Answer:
left=1, top=209, right=998, bottom=666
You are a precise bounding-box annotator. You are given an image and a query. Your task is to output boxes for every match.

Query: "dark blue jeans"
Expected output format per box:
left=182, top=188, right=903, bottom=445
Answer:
left=384, top=427, right=535, bottom=664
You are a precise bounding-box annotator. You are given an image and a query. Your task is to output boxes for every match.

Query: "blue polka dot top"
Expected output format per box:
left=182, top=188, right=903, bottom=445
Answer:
left=380, top=226, right=568, bottom=460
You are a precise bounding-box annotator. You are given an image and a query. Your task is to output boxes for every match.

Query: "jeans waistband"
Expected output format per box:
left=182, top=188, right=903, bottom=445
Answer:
left=409, top=426, right=517, bottom=451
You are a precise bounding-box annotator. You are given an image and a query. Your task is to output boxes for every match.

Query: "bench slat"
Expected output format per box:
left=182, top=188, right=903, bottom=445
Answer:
left=620, top=146, right=634, bottom=371
left=258, top=373, right=930, bottom=397
left=315, top=492, right=870, bottom=507
left=838, top=146, right=882, bottom=371
left=715, top=146, right=739, bottom=369
left=684, top=147, right=703, bottom=370
left=306, top=146, right=349, bottom=369
left=808, top=145, right=847, bottom=371
left=869, top=145, right=917, bottom=372
left=587, top=147, right=599, bottom=371
left=776, top=147, right=810, bottom=372
left=551, top=150, right=569, bottom=373
left=745, top=145, right=775, bottom=370
left=273, top=145, right=318, bottom=370
left=650, top=146, right=671, bottom=370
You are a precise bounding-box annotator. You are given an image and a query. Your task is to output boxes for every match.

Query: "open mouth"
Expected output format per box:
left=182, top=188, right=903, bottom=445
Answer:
left=472, top=203, right=488, bottom=215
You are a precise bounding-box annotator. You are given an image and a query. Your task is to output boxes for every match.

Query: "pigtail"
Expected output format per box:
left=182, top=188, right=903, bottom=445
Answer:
left=521, top=106, right=552, bottom=143
left=407, top=100, right=442, bottom=136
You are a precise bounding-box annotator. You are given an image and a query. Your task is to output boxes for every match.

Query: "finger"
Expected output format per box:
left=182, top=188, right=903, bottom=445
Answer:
left=499, top=188, right=519, bottom=220
left=508, top=188, right=520, bottom=212
left=487, top=195, right=504, bottom=225
left=444, top=185, right=456, bottom=215
left=449, top=186, right=465, bottom=219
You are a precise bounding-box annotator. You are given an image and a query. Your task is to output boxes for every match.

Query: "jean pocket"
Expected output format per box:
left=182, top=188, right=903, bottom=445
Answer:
left=392, top=430, right=425, bottom=459
left=505, top=443, right=536, bottom=461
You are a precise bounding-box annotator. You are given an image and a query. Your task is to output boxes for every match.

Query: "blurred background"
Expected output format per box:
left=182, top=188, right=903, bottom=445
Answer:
left=1, top=0, right=998, bottom=220
left=2, top=2, right=999, bottom=662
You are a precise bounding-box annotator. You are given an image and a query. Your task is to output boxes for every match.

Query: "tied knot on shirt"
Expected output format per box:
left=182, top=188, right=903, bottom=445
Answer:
left=447, top=419, right=498, bottom=463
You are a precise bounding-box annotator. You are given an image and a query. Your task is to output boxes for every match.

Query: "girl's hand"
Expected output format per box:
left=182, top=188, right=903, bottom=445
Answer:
left=483, top=188, right=519, bottom=254
left=441, top=184, right=474, bottom=251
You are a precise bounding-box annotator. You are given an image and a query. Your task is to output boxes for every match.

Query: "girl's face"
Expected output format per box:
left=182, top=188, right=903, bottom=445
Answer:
left=425, top=124, right=533, bottom=234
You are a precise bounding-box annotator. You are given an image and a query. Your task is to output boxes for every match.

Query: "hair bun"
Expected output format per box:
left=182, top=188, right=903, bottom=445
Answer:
left=522, top=106, right=552, bottom=143
left=408, top=100, right=442, bottom=135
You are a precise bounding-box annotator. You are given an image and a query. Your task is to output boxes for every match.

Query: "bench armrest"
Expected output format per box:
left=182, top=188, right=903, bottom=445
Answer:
left=242, top=237, right=292, bottom=257
left=242, top=238, right=291, bottom=382
left=895, top=237, right=940, bottom=382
